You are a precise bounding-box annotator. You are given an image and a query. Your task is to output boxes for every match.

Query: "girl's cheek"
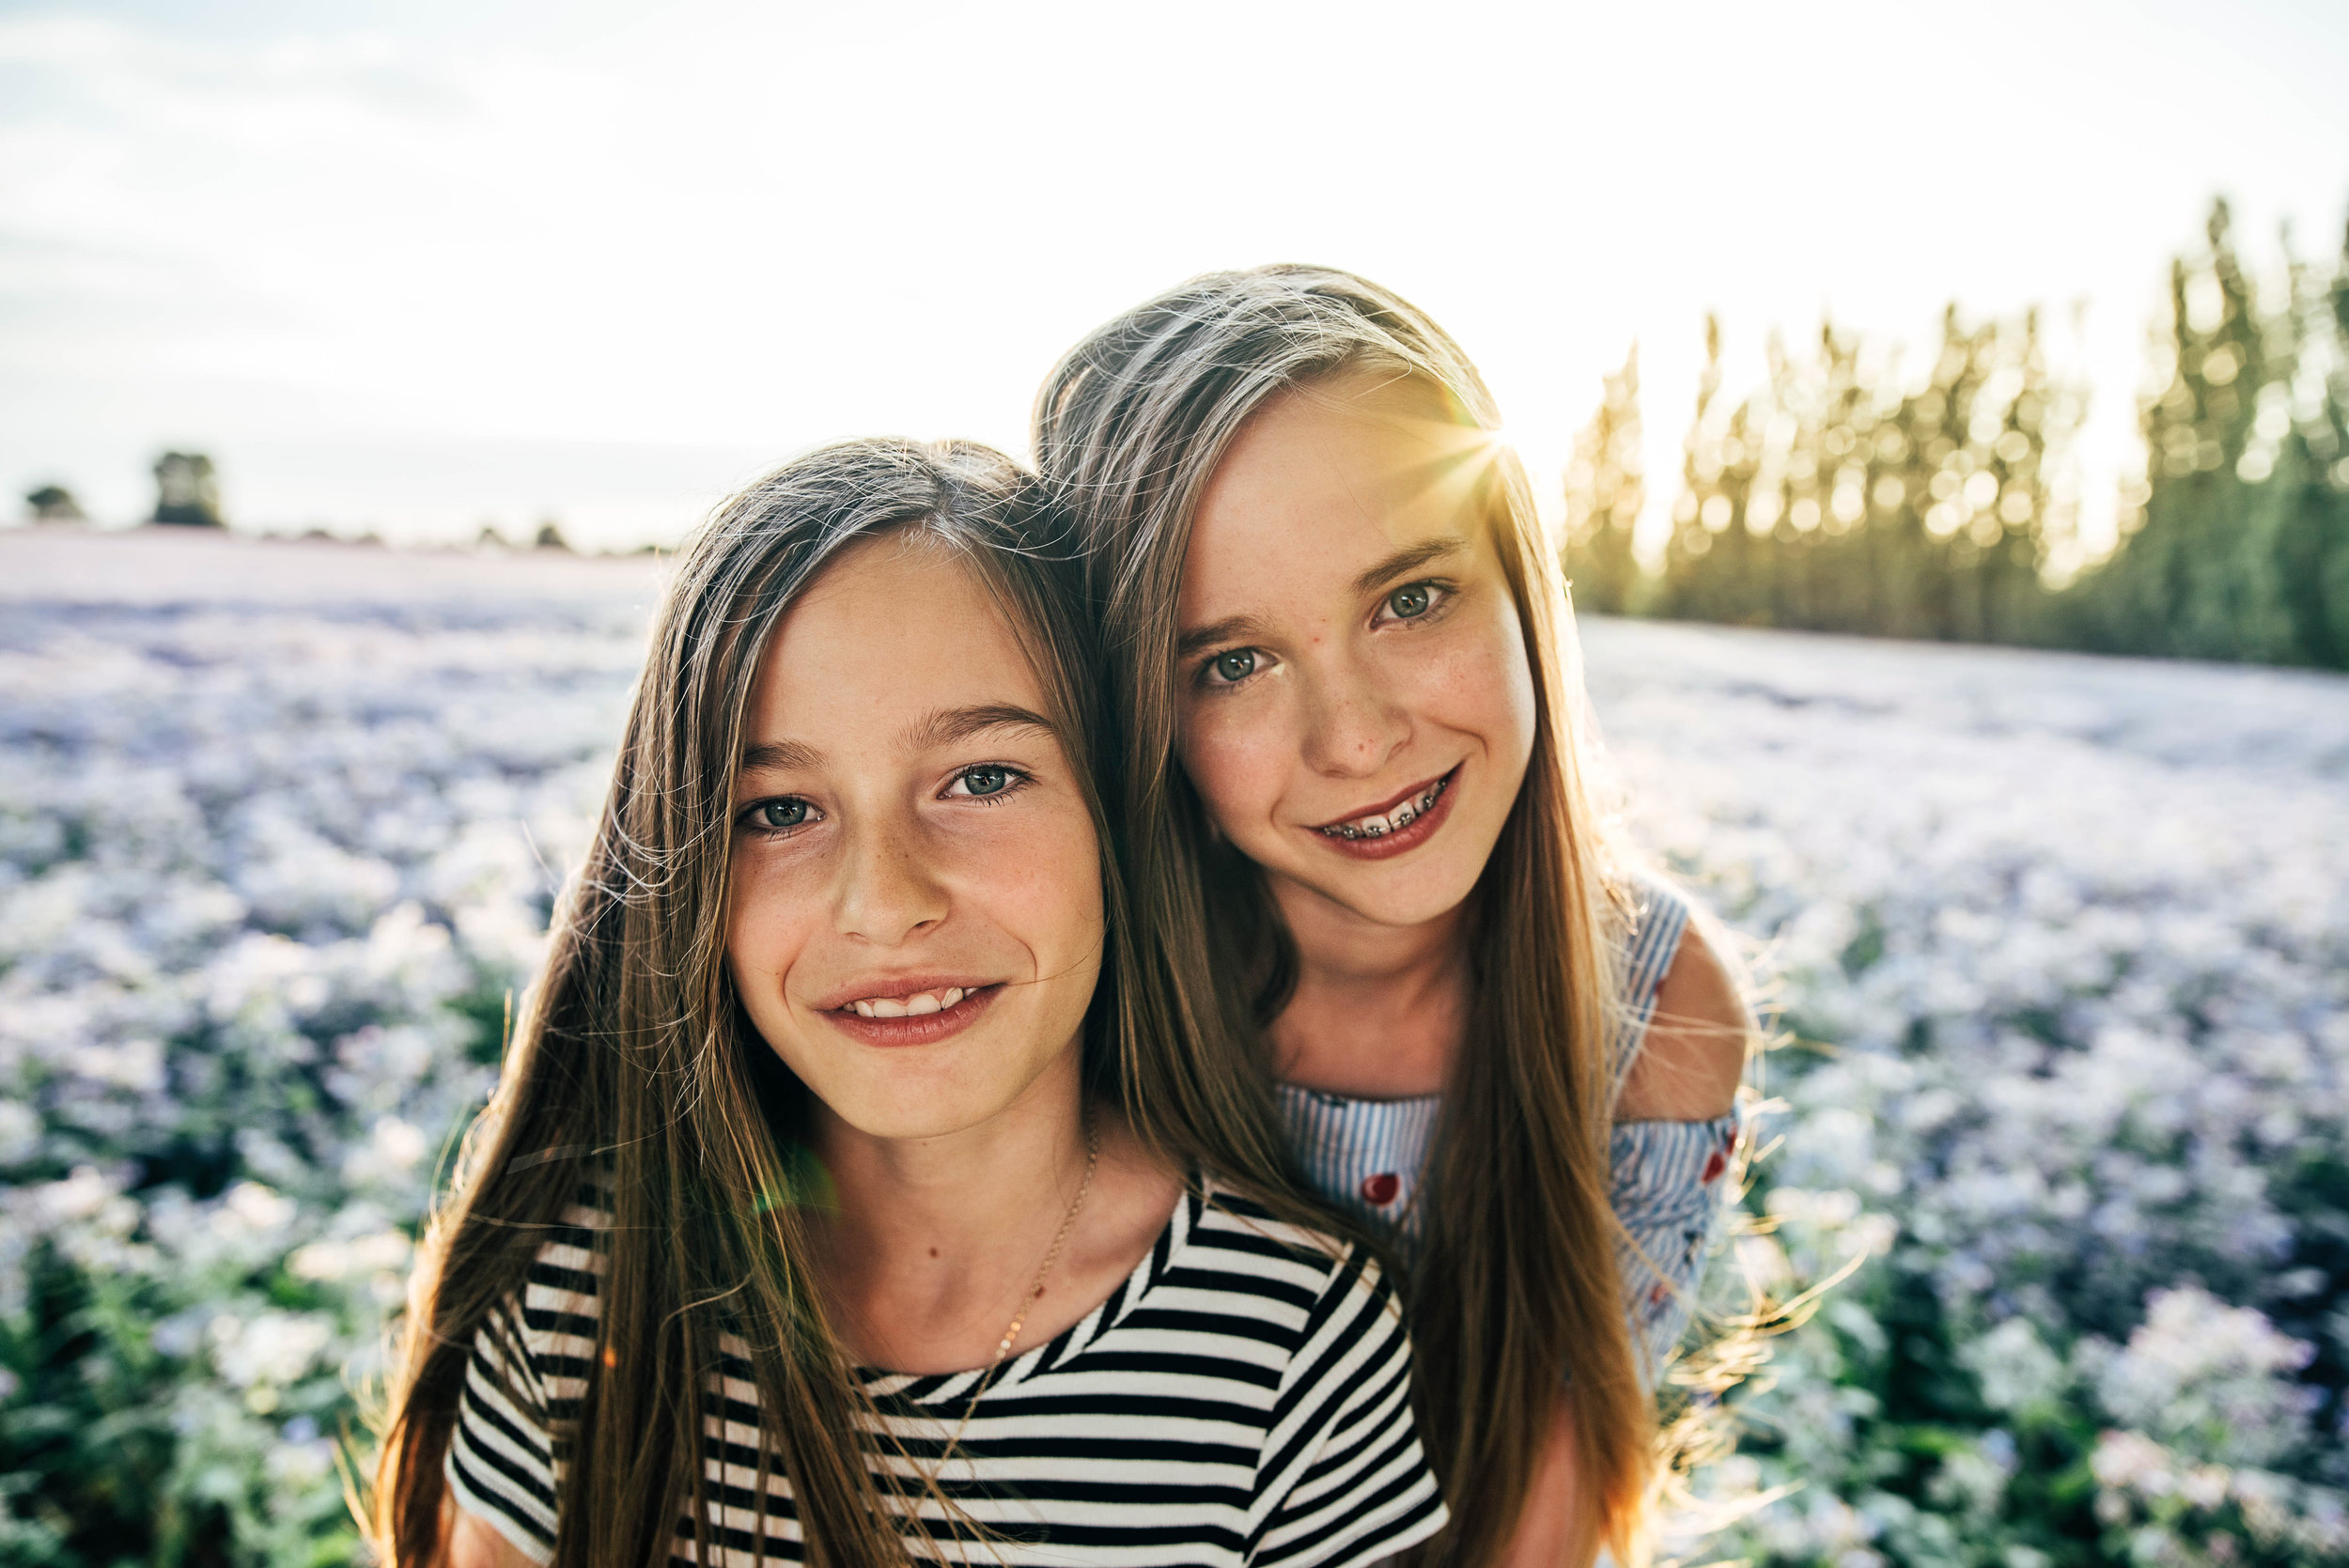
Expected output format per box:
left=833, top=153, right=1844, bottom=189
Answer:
left=998, top=822, right=1096, bottom=903
left=1179, top=705, right=1293, bottom=822
left=939, top=800, right=1103, bottom=938
left=1373, top=636, right=1475, bottom=737
left=726, top=853, right=817, bottom=969
left=1414, top=604, right=1535, bottom=742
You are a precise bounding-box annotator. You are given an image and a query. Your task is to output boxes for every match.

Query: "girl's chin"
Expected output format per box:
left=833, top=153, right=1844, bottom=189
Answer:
left=817, top=1078, right=1051, bottom=1146
left=1273, top=857, right=1487, bottom=932
left=794, top=1028, right=1091, bottom=1149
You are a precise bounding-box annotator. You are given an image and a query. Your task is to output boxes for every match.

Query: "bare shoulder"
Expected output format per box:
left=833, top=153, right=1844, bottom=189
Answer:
left=1613, top=922, right=1747, bottom=1122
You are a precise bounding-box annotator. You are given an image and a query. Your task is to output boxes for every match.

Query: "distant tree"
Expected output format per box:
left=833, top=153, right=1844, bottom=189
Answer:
left=2275, top=213, right=2349, bottom=665
left=25, top=484, right=84, bottom=522
left=2077, top=201, right=2287, bottom=658
left=1641, top=196, right=2349, bottom=669
left=1562, top=345, right=1646, bottom=614
left=534, top=520, right=571, bottom=551
left=1914, top=304, right=2076, bottom=645
left=1657, top=315, right=1770, bottom=627
left=2066, top=198, right=2349, bottom=667
left=150, top=453, right=223, bottom=528
left=1650, top=307, right=2079, bottom=643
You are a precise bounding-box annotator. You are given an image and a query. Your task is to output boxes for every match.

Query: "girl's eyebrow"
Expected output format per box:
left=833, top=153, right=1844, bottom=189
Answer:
left=903, top=704, right=1058, bottom=751
left=740, top=737, right=821, bottom=773
left=739, top=706, right=1056, bottom=773
left=1177, top=614, right=1263, bottom=660
left=1350, top=534, right=1469, bottom=597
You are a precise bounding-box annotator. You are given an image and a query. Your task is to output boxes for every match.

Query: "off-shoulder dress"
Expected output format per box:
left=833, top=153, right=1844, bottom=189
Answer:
left=1276, top=877, right=1741, bottom=1383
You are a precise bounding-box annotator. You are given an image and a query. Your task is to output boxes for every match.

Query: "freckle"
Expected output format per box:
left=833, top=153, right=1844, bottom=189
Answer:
left=928, top=1247, right=939, bottom=1258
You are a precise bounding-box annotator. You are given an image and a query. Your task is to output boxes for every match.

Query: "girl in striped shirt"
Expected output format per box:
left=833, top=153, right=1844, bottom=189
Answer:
left=375, top=441, right=1445, bottom=1568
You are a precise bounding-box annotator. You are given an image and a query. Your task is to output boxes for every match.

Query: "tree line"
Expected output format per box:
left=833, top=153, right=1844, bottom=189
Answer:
left=1564, top=199, right=2349, bottom=669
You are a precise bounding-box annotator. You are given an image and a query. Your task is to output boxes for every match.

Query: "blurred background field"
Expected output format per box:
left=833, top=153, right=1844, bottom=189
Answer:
left=6, top=1, right=2349, bottom=1564
left=5, top=529, right=2344, bottom=1566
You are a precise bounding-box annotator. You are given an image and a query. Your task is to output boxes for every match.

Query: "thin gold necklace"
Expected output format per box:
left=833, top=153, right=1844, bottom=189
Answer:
left=988, top=1119, right=1100, bottom=1365
left=941, top=1119, right=1100, bottom=1464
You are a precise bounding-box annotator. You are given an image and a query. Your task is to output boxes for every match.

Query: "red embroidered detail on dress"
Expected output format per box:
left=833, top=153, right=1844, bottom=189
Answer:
left=1701, top=1151, right=1728, bottom=1185
left=1361, top=1172, right=1401, bottom=1205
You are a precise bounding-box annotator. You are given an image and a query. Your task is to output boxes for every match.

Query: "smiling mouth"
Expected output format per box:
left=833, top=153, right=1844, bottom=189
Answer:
left=820, top=981, right=1003, bottom=1047
left=1315, top=768, right=1455, bottom=841
left=840, top=986, right=971, bottom=1018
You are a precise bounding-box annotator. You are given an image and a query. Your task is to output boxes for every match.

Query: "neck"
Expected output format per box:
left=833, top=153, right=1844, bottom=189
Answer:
left=807, top=1052, right=1097, bottom=1370
left=1264, top=872, right=1472, bottom=1099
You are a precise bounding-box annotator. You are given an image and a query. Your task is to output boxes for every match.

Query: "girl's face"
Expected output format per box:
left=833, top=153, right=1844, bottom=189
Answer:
left=725, top=535, right=1104, bottom=1142
left=1175, top=371, right=1538, bottom=932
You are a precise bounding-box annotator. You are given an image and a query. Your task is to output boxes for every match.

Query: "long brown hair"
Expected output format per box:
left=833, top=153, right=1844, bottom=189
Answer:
left=1033, top=268, right=1652, bottom=1565
left=372, top=439, right=1327, bottom=1566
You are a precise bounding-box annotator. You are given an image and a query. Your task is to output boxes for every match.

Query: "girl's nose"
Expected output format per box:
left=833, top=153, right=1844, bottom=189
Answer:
left=834, top=815, right=949, bottom=944
left=1299, top=660, right=1411, bottom=779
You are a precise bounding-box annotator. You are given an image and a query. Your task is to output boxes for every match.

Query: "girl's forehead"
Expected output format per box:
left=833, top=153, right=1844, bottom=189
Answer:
left=1205, top=376, right=1497, bottom=520
left=747, top=533, right=1052, bottom=740
left=1185, top=398, right=1496, bottom=589
left=781, top=531, right=993, bottom=637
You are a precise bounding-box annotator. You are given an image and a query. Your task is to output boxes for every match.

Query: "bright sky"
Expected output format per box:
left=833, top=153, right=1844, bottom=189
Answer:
left=5, top=0, right=2346, bottom=553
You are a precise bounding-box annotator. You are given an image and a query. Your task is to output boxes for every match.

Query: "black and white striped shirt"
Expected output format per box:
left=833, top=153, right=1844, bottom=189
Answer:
left=446, top=1177, right=1447, bottom=1566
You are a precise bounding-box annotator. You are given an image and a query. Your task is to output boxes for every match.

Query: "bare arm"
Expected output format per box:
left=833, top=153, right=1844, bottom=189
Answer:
left=1613, top=924, right=1746, bottom=1123
left=1499, top=1398, right=1599, bottom=1568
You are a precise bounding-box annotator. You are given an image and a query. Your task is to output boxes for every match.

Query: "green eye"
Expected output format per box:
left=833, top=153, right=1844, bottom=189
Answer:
left=756, top=799, right=810, bottom=830
left=1212, top=649, right=1256, bottom=683
left=960, top=766, right=1011, bottom=797
left=1387, top=583, right=1432, bottom=619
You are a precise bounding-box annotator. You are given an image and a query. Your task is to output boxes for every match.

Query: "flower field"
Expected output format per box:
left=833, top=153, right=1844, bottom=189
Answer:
left=1585, top=620, right=2349, bottom=1566
left=4, top=529, right=2344, bottom=1566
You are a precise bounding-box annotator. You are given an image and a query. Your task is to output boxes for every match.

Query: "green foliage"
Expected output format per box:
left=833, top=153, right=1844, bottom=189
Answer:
left=23, top=487, right=83, bottom=524
left=0, top=1219, right=370, bottom=1566
left=151, top=453, right=223, bottom=529
left=1644, top=307, right=2083, bottom=643
left=2067, top=200, right=2349, bottom=667
left=1583, top=197, right=2349, bottom=671
left=1562, top=346, right=1647, bottom=614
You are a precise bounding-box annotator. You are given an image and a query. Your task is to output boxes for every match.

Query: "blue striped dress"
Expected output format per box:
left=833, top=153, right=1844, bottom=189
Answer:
left=1276, top=877, right=1740, bottom=1384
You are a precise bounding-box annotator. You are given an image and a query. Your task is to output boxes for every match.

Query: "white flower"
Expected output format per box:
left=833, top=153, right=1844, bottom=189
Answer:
left=288, top=1229, right=412, bottom=1281
left=2090, top=1286, right=2319, bottom=1468
left=68, top=1038, right=165, bottom=1093
left=0, top=1097, right=39, bottom=1164
left=207, top=1310, right=334, bottom=1389
left=35, top=1165, right=120, bottom=1225
left=1959, top=1317, right=2065, bottom=1418
left=341, top=1115, right=429, bottom=1187
left=215, top=1180, right=297, bottom=1237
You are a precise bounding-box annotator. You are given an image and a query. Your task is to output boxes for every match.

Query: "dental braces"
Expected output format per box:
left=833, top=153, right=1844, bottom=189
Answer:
left=1322, top=775, right=1450, bottom=840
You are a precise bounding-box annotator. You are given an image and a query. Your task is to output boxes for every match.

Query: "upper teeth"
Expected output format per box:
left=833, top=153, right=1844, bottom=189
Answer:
left=1322, top=777, right=1448, bottom=841
left=848, top=987, right=966, bottom=1018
